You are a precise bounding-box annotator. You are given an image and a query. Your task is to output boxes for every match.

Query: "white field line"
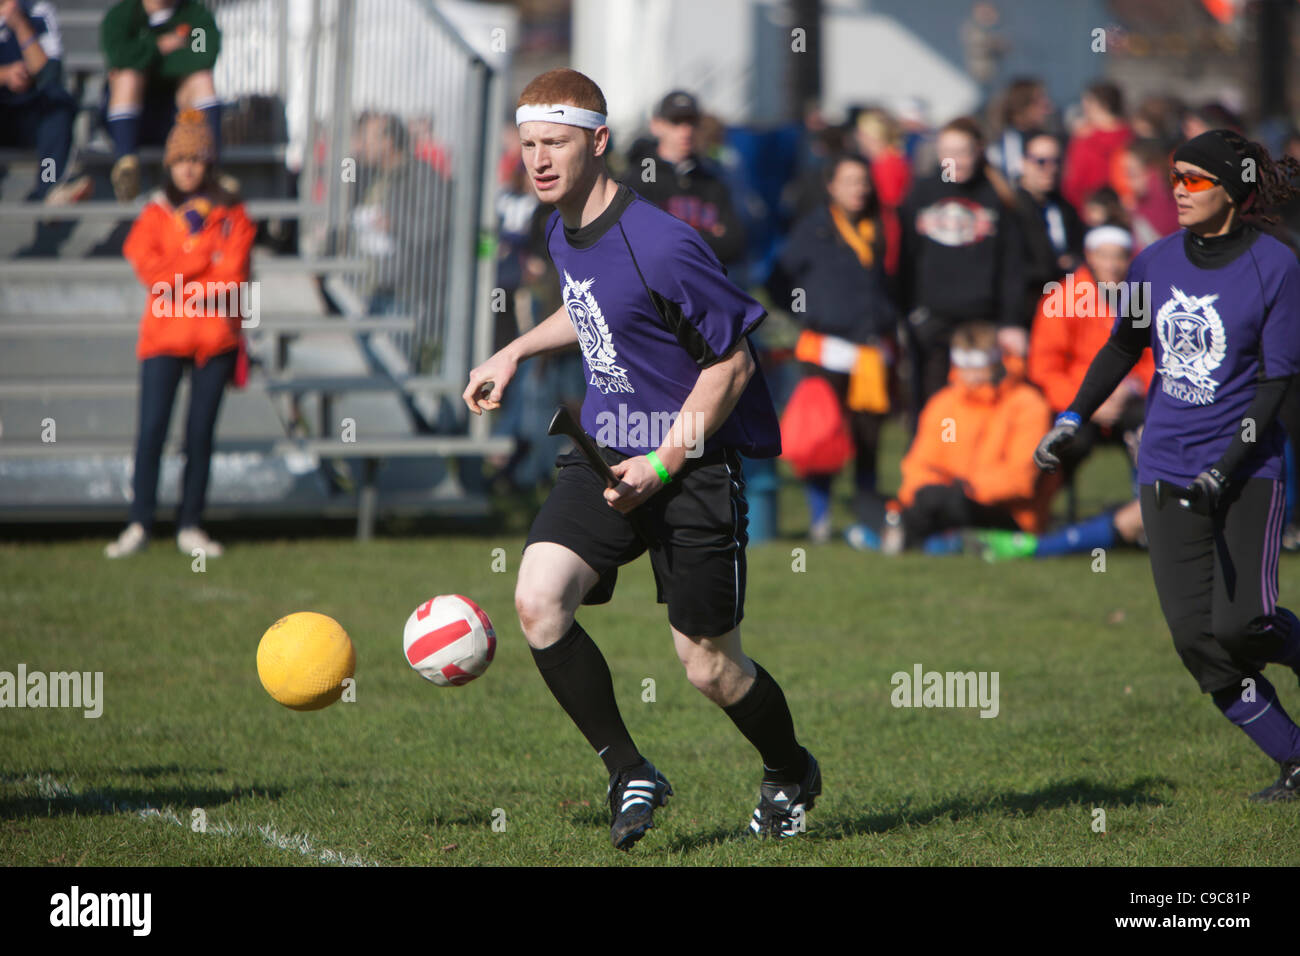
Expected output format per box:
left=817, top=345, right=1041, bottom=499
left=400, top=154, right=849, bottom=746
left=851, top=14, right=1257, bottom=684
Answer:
left=10, top=773, right=378, bottom=867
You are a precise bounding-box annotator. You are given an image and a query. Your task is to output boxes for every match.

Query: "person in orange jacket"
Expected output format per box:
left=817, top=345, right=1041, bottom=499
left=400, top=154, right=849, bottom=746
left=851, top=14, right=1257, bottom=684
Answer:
left=105, top=109, right=254, bottom=559
left=847, top=321, right=1055, bottom=553
left=1028, top=225, right=1153, bottom=429
left=983, top=225, right=1153, bottom=561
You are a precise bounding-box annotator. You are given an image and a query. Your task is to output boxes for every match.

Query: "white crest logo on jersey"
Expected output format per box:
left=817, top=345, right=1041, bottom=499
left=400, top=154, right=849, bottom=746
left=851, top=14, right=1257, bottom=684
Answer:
left=562, top=271, right=634, bottom=394
left=1155, top=285, right=1227, bottom=406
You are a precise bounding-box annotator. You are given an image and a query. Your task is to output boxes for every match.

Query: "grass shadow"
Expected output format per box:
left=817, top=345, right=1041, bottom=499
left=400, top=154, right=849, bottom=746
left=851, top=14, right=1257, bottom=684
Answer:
left=0, top=770, right=283, bottom=820
left=666, top=776, right=1174, bottom=853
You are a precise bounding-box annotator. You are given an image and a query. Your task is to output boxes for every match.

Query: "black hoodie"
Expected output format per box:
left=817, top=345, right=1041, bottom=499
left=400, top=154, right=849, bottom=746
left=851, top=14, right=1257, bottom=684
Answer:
left=620, top=138, right=747, bottom=267
left=898, top=169, right=1025, bottom=327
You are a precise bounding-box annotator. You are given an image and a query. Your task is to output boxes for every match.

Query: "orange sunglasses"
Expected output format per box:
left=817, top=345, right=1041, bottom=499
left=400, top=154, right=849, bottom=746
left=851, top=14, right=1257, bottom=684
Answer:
left=1168, top=168, right=1222, bottom=192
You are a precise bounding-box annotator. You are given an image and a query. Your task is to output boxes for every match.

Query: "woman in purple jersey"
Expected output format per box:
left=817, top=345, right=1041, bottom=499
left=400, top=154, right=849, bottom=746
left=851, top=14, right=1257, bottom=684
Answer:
left=1037, top=129, right=1300, bottom=802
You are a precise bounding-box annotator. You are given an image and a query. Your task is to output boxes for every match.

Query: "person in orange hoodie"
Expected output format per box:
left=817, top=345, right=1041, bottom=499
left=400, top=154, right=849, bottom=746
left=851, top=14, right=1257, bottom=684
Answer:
left=105, top=109, right=254, bottom=559
left=984, top=225, right=1154, bottom=561
left=847, top=321, right=1054, bottom=554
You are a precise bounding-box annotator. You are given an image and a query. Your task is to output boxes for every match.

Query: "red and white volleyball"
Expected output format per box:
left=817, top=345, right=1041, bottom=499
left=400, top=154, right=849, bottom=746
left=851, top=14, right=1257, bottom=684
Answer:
left=403, top=595, right=497, bottom=687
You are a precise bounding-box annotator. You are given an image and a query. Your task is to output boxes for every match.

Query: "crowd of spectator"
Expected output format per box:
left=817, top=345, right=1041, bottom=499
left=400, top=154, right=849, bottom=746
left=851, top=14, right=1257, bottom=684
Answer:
left=4, top=2, right=1298, bottom=556
left=489, top=73, right=1300, bottom=556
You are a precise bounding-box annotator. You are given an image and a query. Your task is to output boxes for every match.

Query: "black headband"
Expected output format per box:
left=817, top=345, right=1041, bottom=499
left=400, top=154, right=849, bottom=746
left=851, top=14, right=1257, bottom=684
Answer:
left=1172, top=129, right=1254, bottom=204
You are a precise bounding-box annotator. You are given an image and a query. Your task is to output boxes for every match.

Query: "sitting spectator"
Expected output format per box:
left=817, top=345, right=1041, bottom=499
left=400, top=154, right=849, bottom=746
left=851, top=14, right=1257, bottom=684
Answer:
left=100, top=0, right=222, bottom=200
left=0, top=0, right=84, bottom=254
left=848, top=322, right=1055, bottom=554
left=0, top=0, right=78, bottom=203
left=620, top=90, right=747, bottom=271
left=768, top=152, right=899, bottom=541
left=1080, top=185, right=1128, bottom=230
left=105, top=110, right=253, bottom=559
left=350, top=111, right=447, bottom=323
left=1062, top=81, right=1132, bottom=212
left=1014, top=130, right=1084, bottom=325
left=978, top=424, right=1145, bottom=561
left=994, top=225, right=1155, bottom=561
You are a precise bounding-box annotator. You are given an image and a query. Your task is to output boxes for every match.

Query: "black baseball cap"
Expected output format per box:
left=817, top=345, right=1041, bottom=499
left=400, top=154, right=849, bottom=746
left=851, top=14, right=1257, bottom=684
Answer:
left=655, top=90, right=701, bottom=123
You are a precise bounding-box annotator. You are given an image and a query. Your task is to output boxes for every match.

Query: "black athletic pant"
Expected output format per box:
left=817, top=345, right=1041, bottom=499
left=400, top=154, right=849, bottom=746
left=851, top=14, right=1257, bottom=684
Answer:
left=906, top=310, right=990, bottom=428
left=1140, top=477, right=1291, bottom=693
left=901, top=482, right=1020, bottom=545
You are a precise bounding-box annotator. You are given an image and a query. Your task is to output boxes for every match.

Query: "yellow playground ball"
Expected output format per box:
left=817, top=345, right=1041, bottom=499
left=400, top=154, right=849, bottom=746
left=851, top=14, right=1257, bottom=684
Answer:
left=257, top=612, right=356, bottom=711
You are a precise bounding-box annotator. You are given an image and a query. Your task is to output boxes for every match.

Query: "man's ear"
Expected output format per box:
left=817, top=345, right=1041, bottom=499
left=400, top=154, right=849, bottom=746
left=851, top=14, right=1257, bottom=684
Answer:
left=592, top=125, right=610, bottom=158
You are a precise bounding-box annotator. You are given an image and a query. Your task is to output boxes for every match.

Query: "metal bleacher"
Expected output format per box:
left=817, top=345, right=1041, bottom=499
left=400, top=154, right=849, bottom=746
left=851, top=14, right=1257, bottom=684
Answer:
left=0, top=0, right=510, bottom=538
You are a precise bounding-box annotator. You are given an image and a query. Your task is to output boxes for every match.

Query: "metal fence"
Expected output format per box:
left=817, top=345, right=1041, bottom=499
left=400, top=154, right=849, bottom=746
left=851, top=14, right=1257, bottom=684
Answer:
left=307, top=0, right=500, bottom=390
left=213, top=0, right=502, bottom=395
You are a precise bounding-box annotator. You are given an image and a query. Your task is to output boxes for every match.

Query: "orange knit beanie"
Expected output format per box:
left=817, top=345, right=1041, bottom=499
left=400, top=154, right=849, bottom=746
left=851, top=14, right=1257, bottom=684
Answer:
left=164, top=109, right=215, bottom=166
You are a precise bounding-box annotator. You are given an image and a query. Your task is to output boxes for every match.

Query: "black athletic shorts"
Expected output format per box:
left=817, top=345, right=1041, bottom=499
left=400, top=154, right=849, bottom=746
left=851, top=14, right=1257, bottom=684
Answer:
left=525, top=442, right=749, bottom=638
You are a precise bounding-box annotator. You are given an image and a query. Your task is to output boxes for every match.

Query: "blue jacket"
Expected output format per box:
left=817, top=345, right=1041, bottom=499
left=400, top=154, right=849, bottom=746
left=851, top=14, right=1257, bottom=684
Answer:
left=0, top=1, right=64, bottom=106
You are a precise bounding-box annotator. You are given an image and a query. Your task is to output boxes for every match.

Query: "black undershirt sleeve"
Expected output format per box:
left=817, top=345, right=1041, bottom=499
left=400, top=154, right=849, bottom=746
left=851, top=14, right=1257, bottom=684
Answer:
left=1065, top=319, right=1148, bottom=421
left=1212, top=375, right=1294, bottom=479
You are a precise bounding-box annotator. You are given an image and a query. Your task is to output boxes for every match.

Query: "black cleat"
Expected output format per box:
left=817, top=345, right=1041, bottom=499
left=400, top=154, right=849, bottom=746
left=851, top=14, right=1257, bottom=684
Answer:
left=1249, top=759, right=1300, bottom=803
left=749, top=748, right=821, bottom=838
left=607, top=760, right=672, bottom=850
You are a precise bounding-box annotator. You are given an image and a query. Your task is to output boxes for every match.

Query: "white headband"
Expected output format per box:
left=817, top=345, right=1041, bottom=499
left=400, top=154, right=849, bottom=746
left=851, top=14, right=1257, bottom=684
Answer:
left=516, top=103, right=607, bottom=129
left=1084, top=225, right=1133, bottom=252
left=950, top=347, right=998, bottom=369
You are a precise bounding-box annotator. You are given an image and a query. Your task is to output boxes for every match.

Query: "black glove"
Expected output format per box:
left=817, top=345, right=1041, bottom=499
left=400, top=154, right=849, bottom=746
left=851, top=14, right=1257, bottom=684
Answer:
left=1034, top=413, right=1081, bottom=473
left=1191, top=467, right=1227, bottom=513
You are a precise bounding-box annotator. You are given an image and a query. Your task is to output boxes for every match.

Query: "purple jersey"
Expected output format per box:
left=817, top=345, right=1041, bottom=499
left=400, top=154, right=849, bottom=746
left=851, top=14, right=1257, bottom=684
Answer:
left=545, top=183, right=781, bottom=459
left=1125, top=230, right=1300, bottom=484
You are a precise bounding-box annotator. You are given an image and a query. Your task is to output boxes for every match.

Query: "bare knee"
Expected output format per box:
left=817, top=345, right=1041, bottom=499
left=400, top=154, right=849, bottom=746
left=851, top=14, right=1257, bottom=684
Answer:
left=681, top=648, right=721, bottom=696
left=679, top=640, right=753, bottom=705
left=108, top=69, right=144, bottom=105
left=514, top=582, right=572, bottom=650
left=176, top=70, right=216, bottom=108
left=513, top=544, right=597, bottom=650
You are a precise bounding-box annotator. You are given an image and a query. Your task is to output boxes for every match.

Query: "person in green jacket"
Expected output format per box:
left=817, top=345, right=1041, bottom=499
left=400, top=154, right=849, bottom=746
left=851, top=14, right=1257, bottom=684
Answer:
left=100, top=0, right=221, bottom=200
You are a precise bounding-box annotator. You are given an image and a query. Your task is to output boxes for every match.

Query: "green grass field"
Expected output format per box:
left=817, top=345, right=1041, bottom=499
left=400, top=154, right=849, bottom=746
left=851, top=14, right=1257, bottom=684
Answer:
left=3, top=432, right=1300, bottom=866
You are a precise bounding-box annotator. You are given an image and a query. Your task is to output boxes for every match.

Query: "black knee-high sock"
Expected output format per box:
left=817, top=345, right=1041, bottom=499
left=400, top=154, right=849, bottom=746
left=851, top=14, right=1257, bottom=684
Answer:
left=531, top=620, right=641, bottom=775
left=723, top=662, right=807, bottom=782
